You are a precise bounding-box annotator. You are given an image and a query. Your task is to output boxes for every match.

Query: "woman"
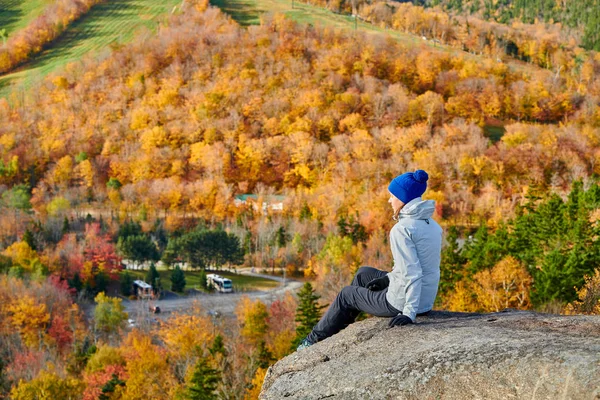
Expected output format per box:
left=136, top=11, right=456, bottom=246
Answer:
left=297, top=169, right=443, bottom=350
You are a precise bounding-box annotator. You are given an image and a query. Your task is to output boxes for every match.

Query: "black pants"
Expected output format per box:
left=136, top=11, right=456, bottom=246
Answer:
left=307, top=266, right=401, bottom=343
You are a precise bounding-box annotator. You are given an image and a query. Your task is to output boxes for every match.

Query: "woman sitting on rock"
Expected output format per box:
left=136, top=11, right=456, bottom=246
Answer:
left=297, top=169, right=443, bottom=350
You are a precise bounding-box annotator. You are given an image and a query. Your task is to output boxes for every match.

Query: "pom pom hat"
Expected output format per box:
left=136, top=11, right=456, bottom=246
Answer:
left=388, top=170, right=429, bottom=204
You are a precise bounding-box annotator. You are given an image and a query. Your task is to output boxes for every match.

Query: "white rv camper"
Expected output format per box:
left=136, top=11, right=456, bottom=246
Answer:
left=206, top=274, right=233, bottom=293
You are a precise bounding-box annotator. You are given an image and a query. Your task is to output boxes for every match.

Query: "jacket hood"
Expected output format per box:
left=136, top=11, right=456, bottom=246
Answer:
left=399, top=197, right=436, bottom=219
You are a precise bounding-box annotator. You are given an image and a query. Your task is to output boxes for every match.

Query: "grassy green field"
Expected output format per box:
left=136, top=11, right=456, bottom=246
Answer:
left=0, top=0, right=184, bottom=98
left=210, top=0, right=537, bottom=77
left=0, top=0, right=54, bottom=36
left=126, top=268, right=280, bottom=293
left=0, top=0, right=539, bottom=99
left=211, top=0, right=428, bottom=47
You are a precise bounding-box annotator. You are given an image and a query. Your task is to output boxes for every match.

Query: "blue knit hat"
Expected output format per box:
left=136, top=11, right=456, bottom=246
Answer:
left=388, top=170, right=429, bottom=203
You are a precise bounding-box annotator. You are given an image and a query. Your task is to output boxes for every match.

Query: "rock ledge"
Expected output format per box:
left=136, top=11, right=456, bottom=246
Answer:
left=260, top=310, right=600, bottom=399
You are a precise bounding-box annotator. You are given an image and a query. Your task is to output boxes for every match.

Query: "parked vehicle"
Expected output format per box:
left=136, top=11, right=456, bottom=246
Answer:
left=132, top=280, right=153, bottom=299
left=206, top=274, right=233, bottom=293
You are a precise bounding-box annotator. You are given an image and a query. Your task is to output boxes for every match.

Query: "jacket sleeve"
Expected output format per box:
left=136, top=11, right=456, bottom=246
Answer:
left=389, top=225, right=423, bottom=322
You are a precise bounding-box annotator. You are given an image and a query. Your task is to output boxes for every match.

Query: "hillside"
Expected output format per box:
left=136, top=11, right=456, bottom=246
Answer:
left=0, top=0, right=184, bottom=97
left=0, top=0, right=54, bottom=36
left=0, top=0, right=600, bottom=398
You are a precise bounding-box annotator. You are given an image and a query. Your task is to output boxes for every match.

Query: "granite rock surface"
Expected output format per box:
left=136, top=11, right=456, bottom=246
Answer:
left=260, top=310, right=600, bottom=399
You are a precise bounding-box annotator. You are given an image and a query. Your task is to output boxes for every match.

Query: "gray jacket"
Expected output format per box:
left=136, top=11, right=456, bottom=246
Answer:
left=385, top=197, right=443, bottom=322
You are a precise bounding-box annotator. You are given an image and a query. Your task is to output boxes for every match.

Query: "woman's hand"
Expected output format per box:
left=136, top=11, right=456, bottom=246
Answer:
left=366, top=275, right=389, bottom=291
left=388, top=314, right=413, bottom=328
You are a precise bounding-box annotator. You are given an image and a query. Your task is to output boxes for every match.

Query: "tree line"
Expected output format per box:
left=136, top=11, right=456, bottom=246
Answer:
left=0, top=0, right=105, bottom=74
left=427, top=0, right=600, bottom=51
left=441, top=180, right=600, bottom=312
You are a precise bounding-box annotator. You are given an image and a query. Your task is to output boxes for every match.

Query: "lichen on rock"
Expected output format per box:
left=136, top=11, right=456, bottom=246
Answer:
left=260, top=310, right=600, bottom=399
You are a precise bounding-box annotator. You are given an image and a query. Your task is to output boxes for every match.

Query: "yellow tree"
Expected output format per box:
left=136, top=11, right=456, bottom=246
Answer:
left=94, top=292, right=128, bottom=342
left=3, top=241, right=38, bottom=271
left=236, top=297, right=269, bottom=346
left=244, top=367, right=267, bottom=400
left=51, top=155, right=74, bottom=188
left=75, top=159, right=95, bottom=188
left=563, top=269, right=600, bottom=315
left=158, top=303, right=215, bottom=381
left=8, top=295, right=50, bottom=348
left=442, top=280, right=478, bottom=312
left=120, top=329, right=179, bottom=399
left=11, top=366, right=83, bottom=400
left=471, top=256, right=532, bottom=312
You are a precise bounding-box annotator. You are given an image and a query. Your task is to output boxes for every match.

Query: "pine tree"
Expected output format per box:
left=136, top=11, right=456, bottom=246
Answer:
left=348, top=213, right=368, bottom=244
left=299, top=203, right=312, bottom=221
left=292, top=282, right=326, bottom=348
left=186, top=353, right=220, bottom=400
left=68, top=272, right=83, bottom=293
left=275, top=226, right=287, bottom=248
left=120, top=271, right=133, bottom=297
left=145, top=263, right=160, bottom=287
left=199, top=268, right=208, bottom=290
left=171, top=265, right=186, bottom=292
left=255, top=340, right=273, bottom=369
left=337, top=215, right=348, bottom=237
left=461, top=224, right=491, bottom=274
left=565, top=180, right=583, bottom=228
left=99, top=373, right=125, bottom=400
left=117, top=220, right=142, bottom=241
left=209, top=334, right=227, bottom=358
left=62, top=217, right=70, bottom=234
left=22, top=229, right=37, bottom=251
left=439, top=225, right=466, bottom=295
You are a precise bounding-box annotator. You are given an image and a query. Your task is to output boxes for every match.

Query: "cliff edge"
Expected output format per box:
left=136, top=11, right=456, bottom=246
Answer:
left=260, top=310, right=600, bottom=399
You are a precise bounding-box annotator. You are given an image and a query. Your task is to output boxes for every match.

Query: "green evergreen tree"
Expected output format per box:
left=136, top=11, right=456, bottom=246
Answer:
left=22, top=228, right=37, bottom=251
left=243, top=230, right=253, bottom=255
left=145, top=263, right=160, bottom=287
left=117, top=220, right=142, bottom=241
left=337, top=215, right=348, bottom=236
left=171, top=265, right=186, bottom=292
left=457, top=181, right=600, bottom=307
left=68, top=272, right=83, bottom=293
left=186, top=353, right=220, bottom=400
left=99, top=373, right=125, bottom=400
left=120, top=271, right=134, bottom=297
left=62, top=216, right=70, bottom=234
left=439, top=225, right=466, bottom=295
left=461, top=224, right=507, bottom=274
left=118, top=235, right=160, bottom=267
left=566, top=180, right=583, bottom=227
left=209, top=334, right=227, bottom=358
left=299, top=203, right=312, bottom=220
left=255, top=340, right=273, bottom=369
left=106, top=178, right=122, bottom=190
left=0, top=255, right=12, bottom=274
left=292, top=282, right=326, bottom=348
left=95, top=272, right=109, bottom=295
left=151, top=220, right=169, bottom=253
left=164, top=228, right=245, bottom=270
left=199, top=268, right=208, bottom=290
left=348, top=213, right=368, bottom=244
left=274, top=226, right=287, bottom=248
left=0, top=356, right=6, bottom=395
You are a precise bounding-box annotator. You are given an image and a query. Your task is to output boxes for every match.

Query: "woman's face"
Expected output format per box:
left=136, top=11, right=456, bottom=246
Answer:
left=388, top=192, right=404, bottom=215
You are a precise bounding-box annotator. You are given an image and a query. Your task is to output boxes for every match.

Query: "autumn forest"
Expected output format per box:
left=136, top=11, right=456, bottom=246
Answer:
left=1, top=0, right=600, bottom=398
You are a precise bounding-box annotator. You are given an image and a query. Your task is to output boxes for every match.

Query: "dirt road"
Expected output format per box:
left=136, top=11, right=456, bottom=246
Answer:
left=123, top=269, right=304, bottom=325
